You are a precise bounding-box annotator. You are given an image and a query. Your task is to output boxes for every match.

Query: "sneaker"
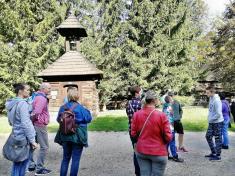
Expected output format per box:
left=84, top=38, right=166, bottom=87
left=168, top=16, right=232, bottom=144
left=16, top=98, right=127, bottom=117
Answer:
left=35, top=168, right=52, bottom=175
left=172, top=157, right=184, bottom=163
left=26, top=167, right=35, bottom=173
left=178, top=147, right=189, bottom=152
left=222, top=145, right=229, bottom=149
left=209, top=155, right=221, bottom=162
left=205, top=153, right=216, bottom=158
left=168, top=156, right=174, bottom=160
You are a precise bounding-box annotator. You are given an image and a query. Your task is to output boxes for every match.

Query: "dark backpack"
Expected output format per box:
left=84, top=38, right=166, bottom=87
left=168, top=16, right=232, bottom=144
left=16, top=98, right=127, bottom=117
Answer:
left=59, top=103, right=78, bottom=135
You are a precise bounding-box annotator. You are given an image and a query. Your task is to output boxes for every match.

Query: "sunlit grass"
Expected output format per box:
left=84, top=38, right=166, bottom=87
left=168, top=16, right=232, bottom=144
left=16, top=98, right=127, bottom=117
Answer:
left=0, top=107, right=234, bottom=133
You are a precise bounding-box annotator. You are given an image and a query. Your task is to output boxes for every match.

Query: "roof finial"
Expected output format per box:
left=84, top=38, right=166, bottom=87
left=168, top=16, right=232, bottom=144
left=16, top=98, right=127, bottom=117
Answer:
left=66, top=2, right=73, bottom=17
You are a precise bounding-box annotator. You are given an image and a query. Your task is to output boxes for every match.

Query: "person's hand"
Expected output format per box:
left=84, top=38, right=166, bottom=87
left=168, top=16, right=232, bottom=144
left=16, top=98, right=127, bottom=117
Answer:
left=47, top=95, right=52, bottom=99
left=31, top=142, right=38, bottom=150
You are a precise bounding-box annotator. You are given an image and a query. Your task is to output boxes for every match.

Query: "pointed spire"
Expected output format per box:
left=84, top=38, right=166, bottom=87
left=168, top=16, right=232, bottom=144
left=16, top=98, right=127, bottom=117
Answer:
left=56, top=12, right=87, bottom=38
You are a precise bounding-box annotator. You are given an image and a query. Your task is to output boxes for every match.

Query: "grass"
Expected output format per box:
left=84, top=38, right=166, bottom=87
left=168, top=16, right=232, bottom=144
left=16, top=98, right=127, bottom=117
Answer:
left=89, top=116, right=128, bottom=132
left=0, top=107, right=235, bottom=133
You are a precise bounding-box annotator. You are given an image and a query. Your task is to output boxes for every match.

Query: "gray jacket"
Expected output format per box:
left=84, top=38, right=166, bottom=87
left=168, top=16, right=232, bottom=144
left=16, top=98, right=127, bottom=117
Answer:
left=208, top=94, right=224, bottom=123
left=5, top=98, right=36, bottom=143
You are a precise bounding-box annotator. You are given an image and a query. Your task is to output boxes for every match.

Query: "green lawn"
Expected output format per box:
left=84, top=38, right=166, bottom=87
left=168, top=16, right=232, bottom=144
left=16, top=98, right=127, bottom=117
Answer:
left=0, top=107, right=234, bottom=133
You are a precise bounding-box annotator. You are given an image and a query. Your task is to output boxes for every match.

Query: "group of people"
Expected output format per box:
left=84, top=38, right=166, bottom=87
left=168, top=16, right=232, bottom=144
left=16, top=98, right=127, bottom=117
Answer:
left=126, top=86, right=234, bottom=176
left=5, top=82, right=92, bottom=176
left=4, top=82, right=234, bottom=176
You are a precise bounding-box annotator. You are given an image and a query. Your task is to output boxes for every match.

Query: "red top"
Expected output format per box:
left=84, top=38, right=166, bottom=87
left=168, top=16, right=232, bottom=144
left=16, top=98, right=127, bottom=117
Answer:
left=131, top=107, right=172, bottom=156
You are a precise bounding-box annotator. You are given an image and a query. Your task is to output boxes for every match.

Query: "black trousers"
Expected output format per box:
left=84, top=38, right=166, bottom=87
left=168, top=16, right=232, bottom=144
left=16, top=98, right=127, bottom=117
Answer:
left=129, top=133, right=140, bottom=176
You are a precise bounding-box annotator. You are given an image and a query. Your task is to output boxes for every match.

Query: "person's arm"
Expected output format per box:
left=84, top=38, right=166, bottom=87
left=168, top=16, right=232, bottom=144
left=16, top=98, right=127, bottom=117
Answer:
left=57, top=106, right=64, bottom=123
left=179, top=103, right=183, bottom=119
left=75, top=105, right=92, bottom=124
left=131, top=113, right=138, bottom=139
left=137, top=100, right=142, bottom=110
left=210, top=100, right=222, bottom=122
left=214, top=100, right=222, bottom=120
left=33, top=96, right=47, bottom=117
left=19, top=101, right=36, bottom=144
left=82, top=108, right=92, bottom=123
left=161, top=113, right=172, bottom=144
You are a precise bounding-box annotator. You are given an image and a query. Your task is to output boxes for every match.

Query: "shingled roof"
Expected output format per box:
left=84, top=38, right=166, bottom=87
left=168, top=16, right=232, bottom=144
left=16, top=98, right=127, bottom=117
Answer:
left=56, top=14, right=87, bottom=37
left=38, top=51, right=102, bottom=77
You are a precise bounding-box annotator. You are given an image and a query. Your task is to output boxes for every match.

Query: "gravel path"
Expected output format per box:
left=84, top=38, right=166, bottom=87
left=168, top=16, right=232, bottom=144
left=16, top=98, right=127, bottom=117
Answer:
left=0, top=132, right=235, bottom=176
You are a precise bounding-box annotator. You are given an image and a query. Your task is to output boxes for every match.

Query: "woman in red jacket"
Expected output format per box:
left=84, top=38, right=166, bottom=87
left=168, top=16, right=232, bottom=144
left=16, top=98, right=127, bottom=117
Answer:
left=131, top=90, right=172, bottom=176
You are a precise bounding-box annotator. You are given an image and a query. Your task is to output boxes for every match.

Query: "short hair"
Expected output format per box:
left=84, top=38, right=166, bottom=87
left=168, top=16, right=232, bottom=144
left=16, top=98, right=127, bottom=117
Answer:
left=145, top=90, right=158, bottom=104
left=67, top=86, right=78, bottom=93
left=206, top=86, right=216, bottom=93
left=129, top=86, right=141, bottom=97
left=67, top=88, right=79, bottom=102
left=219, top=92, right=226, bottom=100
left=165, top=96, right=171, bottom=104
left=40, top=82, right=51, bottom=90
left=13, top=83, right=28, bottom=95
left=145, top=99, right=154, bottom=104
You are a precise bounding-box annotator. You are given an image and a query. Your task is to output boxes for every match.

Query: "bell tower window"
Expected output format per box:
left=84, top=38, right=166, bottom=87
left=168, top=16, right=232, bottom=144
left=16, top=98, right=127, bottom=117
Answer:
left=70, top=41, right=77, bottom=51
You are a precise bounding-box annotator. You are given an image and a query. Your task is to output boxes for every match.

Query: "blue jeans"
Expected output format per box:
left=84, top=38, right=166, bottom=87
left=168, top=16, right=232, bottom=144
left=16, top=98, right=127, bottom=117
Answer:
left=168, top=131, right=178, bottom=158
left=222, top=119, right=230, bottom=146
left=60, top=142, right=83, bottom=176
left=11, top=159, right=28, bottom=176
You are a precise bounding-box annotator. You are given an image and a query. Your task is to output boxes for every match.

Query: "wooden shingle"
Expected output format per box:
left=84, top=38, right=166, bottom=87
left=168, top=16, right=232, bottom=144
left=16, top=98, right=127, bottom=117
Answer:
left=38, top=51, right=102, bottom=77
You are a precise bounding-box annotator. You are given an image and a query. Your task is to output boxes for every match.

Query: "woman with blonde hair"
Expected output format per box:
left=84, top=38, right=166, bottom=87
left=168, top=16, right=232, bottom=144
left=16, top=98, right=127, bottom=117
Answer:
left=55, top=88, right=92, bottom=176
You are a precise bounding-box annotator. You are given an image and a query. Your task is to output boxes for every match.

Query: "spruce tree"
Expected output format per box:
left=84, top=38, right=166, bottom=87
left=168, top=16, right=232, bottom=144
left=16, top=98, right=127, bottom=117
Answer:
left=0, top=0, right=67, bottom=110
left=81, top=0, right=205, bottom=106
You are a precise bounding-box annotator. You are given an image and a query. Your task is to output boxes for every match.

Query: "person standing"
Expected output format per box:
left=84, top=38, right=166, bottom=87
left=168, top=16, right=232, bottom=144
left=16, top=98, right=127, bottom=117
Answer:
left=55, top=88, right=92, bottom=176
left=28, top=83, right=52, bottom=175
left=205, top=86, right=224, bottom=161
left=5, top=83, right=37, bottom=176
left=219, top=93, right=230, bottom=149
left=126, top=86, right=142, bottom=176
left=131, top=90, right=172, bottom=176
left=63, top=86, right=78, bottom=104
left=231, top=99, right=235, bottom=123
left=168, top=92, right=188, bottom=152
left=163, top=96, right=184, bottom=162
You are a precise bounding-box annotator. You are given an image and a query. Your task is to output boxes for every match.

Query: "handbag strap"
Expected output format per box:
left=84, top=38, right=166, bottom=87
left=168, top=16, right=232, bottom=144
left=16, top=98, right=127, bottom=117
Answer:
left=12, top=101, right=23, bottom=125
left=11, top=101, right=23, bottom=134
left=129, top=100, right=135, bottom=113
left=138, top=109, right=156, bottom=138
left=63, top=102, right=78, bottom=112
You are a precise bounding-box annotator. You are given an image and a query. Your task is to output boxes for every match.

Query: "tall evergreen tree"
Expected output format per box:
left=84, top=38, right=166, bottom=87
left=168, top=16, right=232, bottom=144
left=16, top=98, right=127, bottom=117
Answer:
left=128, top=0, right=204, bottom=94
left=81, top=0, right=147, bottom=105
left=211, top=1, right=235, bottom=91
left=0, top=0, right=67, bottom=110
left=82, top=0, right=205, bottom=107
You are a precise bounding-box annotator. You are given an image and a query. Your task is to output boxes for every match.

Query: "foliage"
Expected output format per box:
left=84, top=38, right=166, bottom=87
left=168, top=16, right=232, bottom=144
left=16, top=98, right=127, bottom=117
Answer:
left=175, top=96, right=195, bottom=107
left=0, top=0, right=207, bottom=109
left=210, top=1, right=235, bottom=91
left=0, top=0, right=68, bottom=111
left=81, top=0, right=206, bottom=105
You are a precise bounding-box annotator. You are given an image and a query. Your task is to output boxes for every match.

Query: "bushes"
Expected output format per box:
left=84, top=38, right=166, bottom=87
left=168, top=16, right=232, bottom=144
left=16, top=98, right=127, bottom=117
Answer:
left=175, top=96, right=195, bottom=107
